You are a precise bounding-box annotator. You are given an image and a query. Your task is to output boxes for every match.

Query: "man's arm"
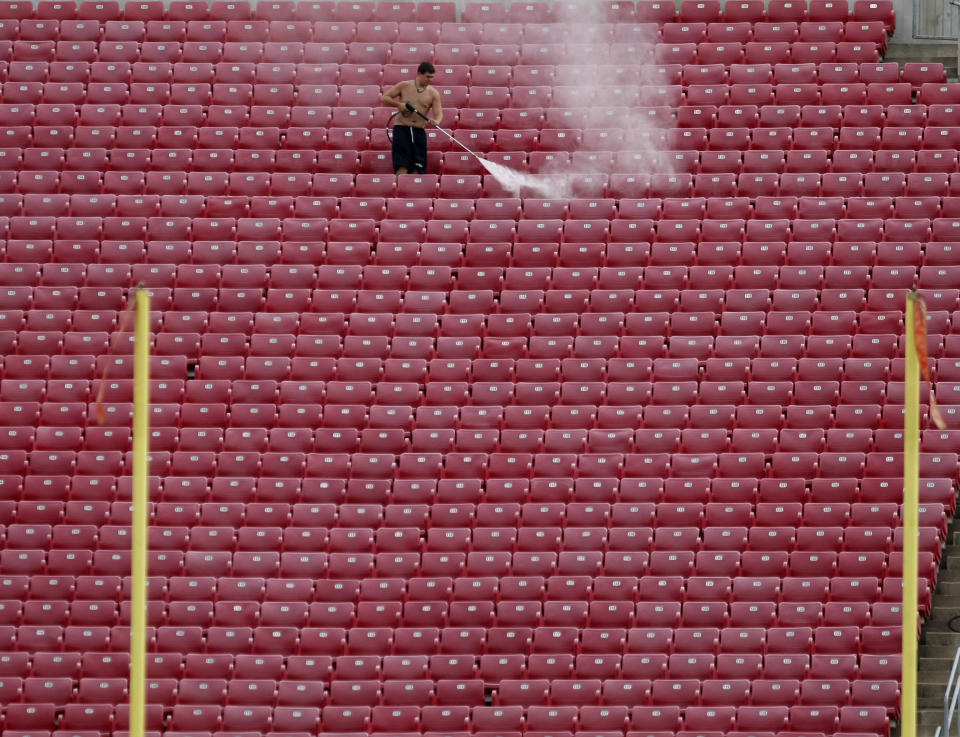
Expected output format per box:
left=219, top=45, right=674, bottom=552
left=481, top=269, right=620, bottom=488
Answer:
left=428, top=89, right=443, bottom=126
left=380, top=82, right=405, bottom=109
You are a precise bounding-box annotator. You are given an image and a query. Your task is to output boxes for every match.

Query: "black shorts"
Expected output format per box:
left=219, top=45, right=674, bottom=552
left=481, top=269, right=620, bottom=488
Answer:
left=392, top=124, right=428, bottom=173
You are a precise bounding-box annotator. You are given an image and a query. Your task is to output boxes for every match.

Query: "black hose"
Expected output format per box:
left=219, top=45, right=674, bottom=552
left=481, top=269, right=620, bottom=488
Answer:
left=385, top=110, right=398, bottom=142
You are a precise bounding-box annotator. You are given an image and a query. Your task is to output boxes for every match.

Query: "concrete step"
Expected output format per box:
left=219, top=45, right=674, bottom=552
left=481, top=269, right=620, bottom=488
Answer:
left=921, top=674, right=952, bottom=688
left=924, top=631, right=960, bottom=648
left=885, top=42, right=958, bottom=80
left=933, top=582, right=960, bottom=600
left=925, top=608, right=960, bottom=625
left=926, top=595, right=960, bottom=611
left=920, top=706, right=946, bottom=725
left=887, top=42, right=956, bottom=61
left=921, top=682, right=949, bottom=699
left=922, top=643, right=960, bottom=659
left=919, top=656, right=957, bottom=674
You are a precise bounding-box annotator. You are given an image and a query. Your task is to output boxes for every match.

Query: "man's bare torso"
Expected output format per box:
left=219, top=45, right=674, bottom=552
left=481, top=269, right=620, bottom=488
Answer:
left=394, top=80, right=437, bottom=128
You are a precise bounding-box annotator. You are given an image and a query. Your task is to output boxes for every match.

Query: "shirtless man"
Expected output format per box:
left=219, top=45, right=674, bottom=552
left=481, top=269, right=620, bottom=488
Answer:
left=380, top=61, right=443, bottom=175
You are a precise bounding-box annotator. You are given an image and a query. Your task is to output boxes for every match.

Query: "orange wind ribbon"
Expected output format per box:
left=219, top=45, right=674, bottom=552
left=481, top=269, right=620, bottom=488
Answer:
left=94, top=287, right=141, bottom=425
left=912, top=292, right=947, bottom=430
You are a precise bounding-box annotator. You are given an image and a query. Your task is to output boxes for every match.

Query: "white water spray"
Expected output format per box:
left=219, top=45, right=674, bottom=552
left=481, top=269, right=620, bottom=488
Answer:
left=480, top=159, right=574, bottom=199
left=469, top=3, right=675, bottom=197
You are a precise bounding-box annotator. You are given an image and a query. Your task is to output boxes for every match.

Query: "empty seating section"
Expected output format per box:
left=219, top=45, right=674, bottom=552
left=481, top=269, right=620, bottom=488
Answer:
left=0, top=0, right=944, bottom=736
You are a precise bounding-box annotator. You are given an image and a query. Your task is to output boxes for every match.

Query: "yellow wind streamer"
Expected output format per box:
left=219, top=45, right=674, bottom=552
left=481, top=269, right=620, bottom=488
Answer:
left=901, top=292, right=921, bottom=737
left=94, top=292, right=137, bottom=426
left=912, top=294, right=947, bottom=430
left=128, top=288, right=151, bottom=737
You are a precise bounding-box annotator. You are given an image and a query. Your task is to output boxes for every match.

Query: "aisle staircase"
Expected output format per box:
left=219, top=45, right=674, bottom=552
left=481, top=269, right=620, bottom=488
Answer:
left=917, top=503, right=960, bottom=737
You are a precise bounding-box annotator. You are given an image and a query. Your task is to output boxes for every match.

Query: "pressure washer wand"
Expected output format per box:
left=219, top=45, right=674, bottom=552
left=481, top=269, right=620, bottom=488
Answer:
left=406, top=102, right=487, bottom=164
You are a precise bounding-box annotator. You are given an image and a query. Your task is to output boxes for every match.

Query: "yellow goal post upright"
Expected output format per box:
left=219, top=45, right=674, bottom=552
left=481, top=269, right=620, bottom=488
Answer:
left=902, top=291, right=920, bottom=737
left=902, top=290, right=947, bottom=737
left=128, top=287, right=151, bottom=737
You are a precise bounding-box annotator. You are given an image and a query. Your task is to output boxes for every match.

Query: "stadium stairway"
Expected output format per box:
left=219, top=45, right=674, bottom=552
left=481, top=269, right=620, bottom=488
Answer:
left=916, top=511, right=960, bottom=736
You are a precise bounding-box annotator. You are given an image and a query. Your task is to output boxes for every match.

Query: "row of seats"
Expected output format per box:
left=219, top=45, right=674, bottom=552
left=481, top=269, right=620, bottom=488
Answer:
left=2, top=196, right=951, bottom=225
left=5, top=203, right=958, bottom=235
left=0, top=38, right=860, bottom=64
left=0, top=0, right=462, bottom=22
left=6, top=214, right=960, bottom=244
left=9, top=57, right=942, bottom=81
left=12, top=100, right=944, bottom=133
left=0, top=0, right=897, bottom=26
left=5, top=426, right=959, bottom=464
left=8, top=113, right=960, bottom=143
left=0, top=351, right=946, bottom=383
left=0, top=278, right=956, bottom=314
left=0, top=21, right=891, bottom=46
left=5, top=468, right=951, bottom=504
left=0, top=436, right=953, bottom=475
left=0, top=389, right=945, bottom=425
left=0, top=240, right=957, bottom=272
left=0, top=16, right=894, bottom=37
left=5, top=212, right=960, bottom=244
left=0, top=341, right=945, bottom=376
left=0, top=524, right=937, bottom=561
left=0, top=19, right=890, bottom=45
left=10, top=143, right=960, bottom=175
left=5, top=167, right=960, bottom=199
left=0, top=497, right=945, bottom=529
left=1, top=329, right=958, bottom=364
left=0, top=649, right=905, bottom=683
left=0, top=675, right=903, bottom=709
left=4, top=18, right=889, bottom=45
left=2, top=548, right=937, bottom=588
left=4, top=372, right=957, bottom=408
left=0, top=488, right=946, bottom=528
left=0, top=590, right=920, bottom=628
left=13, top=164, right=960, bottom=199
left=5, top=511, right=931, bottom=550
left=5, top=109, right=960, bottom=148
left=1, top=414, right=958, bottom=453
left=1, top=329, right=956, bottom=363
left=0, top=561, right=924, bottom=601
left=7, top=82, right=951, bottom=110
left=4, top=364, right=952, bottom=398
left=1, top=239, right=959, bottom=269
left=0, top=702, right=894, bottom=736
left=10, top=99, right=960, bottom=136
left=0, top=620, right=911, bottom=659
left=1, top=171, right=955, bottom=202
left=14, top=129, right=960, bottom=160
left=28, top=39, right=867, bottom=68
left=2, top=63, right=917, bottom=92
left=0, top=39, right=887, bottom=66
left=25, top=82, right=955, bottom=113
left=7, top=193, right=960, bottom=226
left=0, top=326, right=948, bottom=362
left=3, top=275, right=943, bottom=304
left=0, top=352, right=937, bottom=381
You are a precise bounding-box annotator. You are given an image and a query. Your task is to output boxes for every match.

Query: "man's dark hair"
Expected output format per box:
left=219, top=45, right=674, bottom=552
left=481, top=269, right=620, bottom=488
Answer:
left=418, top=61, right=435, bottom=74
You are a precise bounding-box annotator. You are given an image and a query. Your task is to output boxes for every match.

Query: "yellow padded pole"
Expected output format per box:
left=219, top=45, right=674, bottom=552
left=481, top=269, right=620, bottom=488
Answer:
left=902, top=291, right=920, bottom=737
left=128, top=287, right=151, bottom=737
